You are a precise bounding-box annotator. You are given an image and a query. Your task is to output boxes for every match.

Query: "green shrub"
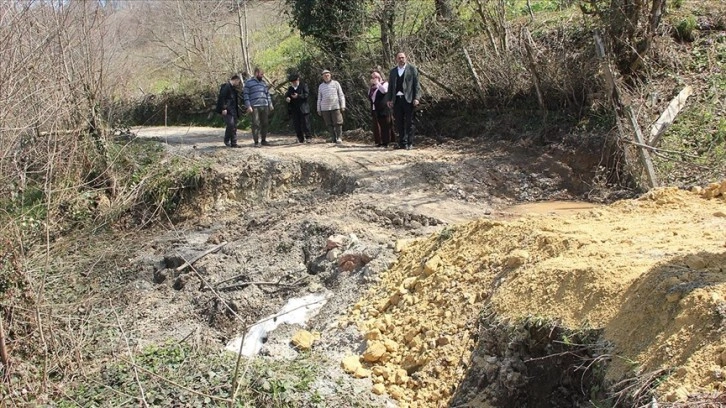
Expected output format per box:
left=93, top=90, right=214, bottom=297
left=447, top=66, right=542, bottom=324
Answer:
left=674, top=15, right=697, bottom=42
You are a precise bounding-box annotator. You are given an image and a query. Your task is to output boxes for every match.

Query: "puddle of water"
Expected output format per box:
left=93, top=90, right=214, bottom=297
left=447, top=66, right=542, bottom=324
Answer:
left=225, top=293, right=329, bottom=356
left=500, top=201, right=598, bottom=216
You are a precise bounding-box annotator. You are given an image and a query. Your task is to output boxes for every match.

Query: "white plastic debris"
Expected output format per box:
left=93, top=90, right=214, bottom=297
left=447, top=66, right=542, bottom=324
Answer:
left=224, top=293, right=329, bottom=356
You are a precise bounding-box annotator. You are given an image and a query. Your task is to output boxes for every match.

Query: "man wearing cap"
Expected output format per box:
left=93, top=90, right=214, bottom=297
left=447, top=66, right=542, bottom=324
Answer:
left=244, top=67, right=274, bottom=147
left=317, top=69, right=346, bottom=144
left=285, top=73, right=312, bottom=143
left=386, top=52, right=421, bottom=150
left=215, top=74, right=242, bottom=148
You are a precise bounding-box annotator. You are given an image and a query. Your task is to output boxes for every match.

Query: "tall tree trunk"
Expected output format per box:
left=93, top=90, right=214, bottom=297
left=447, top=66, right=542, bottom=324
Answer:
left=236, top=0, right=252, bottom=75
left=379, top=0, right=396, bottom=65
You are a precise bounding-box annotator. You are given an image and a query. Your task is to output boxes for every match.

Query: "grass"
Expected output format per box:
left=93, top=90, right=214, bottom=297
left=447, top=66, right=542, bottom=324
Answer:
left=655, top=27, right=726, bottom=185
left=54, top=342, right=367, bottom=408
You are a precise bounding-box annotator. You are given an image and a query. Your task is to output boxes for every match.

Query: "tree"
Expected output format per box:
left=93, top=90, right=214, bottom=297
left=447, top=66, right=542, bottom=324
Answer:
left=283, top=0, right=369, bottom=62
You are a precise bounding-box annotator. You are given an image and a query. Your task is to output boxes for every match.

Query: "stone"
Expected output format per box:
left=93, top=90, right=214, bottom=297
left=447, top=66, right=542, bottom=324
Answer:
left=326, top=234, right=347, bottom=250
left=388, top=385, right=405, bottom=400
left=665, top=387, right=689, bottom=402
left=685, top=255, right=706, bottom=269
left=395, top=239, right=415, bottom=253
left=393, top=368, right=409, bottom=385
left=363, top=342, right=387, bottom=362
left=364, top=329, right=382, bottom=340
left=290, top=330, right=315, bottom=351
left=371, top=383, right=386, bottom=395
left=338, top=250, right=373, bottom=272
left=353, top=367, right=371, bottom=378
left=341, top=355, right=362, bottom=374
left=326, top=248, right=341, bottom=262
left=504, top=250, right=530, bottom=268
left=384, top=339, right=399, bottom=352
left=423, top=255, right=443, bottom=277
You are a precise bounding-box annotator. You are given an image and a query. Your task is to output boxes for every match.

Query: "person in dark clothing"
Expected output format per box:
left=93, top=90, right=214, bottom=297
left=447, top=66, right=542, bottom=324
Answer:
left=285, top=74, right=312, bottom=143
left=386, top=52, right=421, bottom=150
left=368, top=69, right=393, bottom=147
left=215, top=74, right=242, bottom=148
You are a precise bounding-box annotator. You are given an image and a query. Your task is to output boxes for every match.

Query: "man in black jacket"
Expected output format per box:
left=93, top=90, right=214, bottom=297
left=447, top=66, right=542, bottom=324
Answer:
left=216, top=74, right=242, bottom=148
left=386, top=53, right=421, bottom=150
left=285, top=73, right=312, bottom=143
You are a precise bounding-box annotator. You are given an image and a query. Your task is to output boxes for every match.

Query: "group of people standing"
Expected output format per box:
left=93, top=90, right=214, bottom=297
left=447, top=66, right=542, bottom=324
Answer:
left=216, top=52, right=421, bottom=150
left=215, top=67, right=274, bottom=148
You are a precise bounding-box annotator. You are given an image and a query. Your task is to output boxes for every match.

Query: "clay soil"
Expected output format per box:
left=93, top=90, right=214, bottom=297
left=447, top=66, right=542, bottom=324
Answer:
left=103, top=127, right=726, bottom=407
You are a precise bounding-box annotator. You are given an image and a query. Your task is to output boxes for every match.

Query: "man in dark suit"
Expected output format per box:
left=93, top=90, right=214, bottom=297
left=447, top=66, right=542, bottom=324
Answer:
left=285, top=73, right=312, bottom=143
left=386, top=52, right=421, bottom=150
left=215, top=74, right=242, bottom=147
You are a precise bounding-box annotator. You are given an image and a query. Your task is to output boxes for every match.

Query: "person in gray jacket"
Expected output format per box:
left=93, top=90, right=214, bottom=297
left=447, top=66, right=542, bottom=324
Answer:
left=317, top=69, right=346, bottom=144
left=244, top=67, right=274, bottom=147
left=386, top=52, right=421, bottom=150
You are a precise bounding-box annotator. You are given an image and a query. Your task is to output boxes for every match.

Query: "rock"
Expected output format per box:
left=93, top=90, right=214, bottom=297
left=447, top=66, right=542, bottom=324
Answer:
left=384, top=339, right=399, bottom=352
left=371, top=383, right=386, bottom=395
left=436, top=336, right=451, bottom=346
left=290, top=330, right=316, bottom=350
left=684, top=255, right=706, bottom=269
left=388, top=385, right=405, bottom=400
left=173, top=274, right=189, bottom=290
left=665, top=387, right=689, bottom=402
left=363, top=342, right=387, bottom=362
left=504, top=250, right=530, bottom=268
left=395, top=239, right=414, bottom=253
left=341, top=355, right=362, bottom=374
left=326, top=234, right=347, bottom=250
left=153, top=268, right=168, bottom=284
left=338, top=250, right=373, bottom=272
left=353, top=367, right=371, bottom=378
left=364, top=329, right=382, bottom=340
left=423, top=255, right=443, bottom=277
left=326, top=248, right=341, bottom=262
left=393, top=368, right=409, bottom=385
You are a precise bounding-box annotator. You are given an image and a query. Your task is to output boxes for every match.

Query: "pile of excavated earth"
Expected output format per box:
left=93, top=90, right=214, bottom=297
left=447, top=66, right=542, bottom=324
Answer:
left=337, top=182, right=726, bottom=407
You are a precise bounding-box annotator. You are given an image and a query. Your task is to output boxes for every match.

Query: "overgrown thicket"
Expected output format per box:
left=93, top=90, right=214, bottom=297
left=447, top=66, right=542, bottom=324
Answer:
left=279, top=0, right=724, bottom=189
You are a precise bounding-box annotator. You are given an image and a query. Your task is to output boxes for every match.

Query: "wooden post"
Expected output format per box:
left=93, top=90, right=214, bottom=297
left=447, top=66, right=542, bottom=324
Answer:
left=649, top=86, right=693, bottom=147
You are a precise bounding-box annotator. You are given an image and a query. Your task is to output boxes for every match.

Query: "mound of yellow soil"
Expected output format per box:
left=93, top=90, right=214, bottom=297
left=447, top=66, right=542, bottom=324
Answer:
left=343, top=186, right=726, bottom=407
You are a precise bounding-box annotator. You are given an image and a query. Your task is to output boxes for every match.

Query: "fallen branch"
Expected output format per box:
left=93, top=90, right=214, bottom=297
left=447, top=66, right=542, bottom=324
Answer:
left=418, top=67, right=457, bottom=95
left=216, top=275, right=310, bottom=293
left=174, top=241, right=228, bottom=273
left=111, top=301, right=149, bottom=408
left=0, top=309, right=9, bottom=382
left=619, top=138, right=702, bottom=158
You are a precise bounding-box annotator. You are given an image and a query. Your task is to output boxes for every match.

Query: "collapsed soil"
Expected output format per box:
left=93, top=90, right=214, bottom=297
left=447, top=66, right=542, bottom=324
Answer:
left=345, top=184, right=726, bottom=407
left=63, top=127, right=725, bottom=407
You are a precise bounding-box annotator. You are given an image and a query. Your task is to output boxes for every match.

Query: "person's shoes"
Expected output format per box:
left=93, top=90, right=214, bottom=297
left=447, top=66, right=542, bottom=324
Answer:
left=230, top=144, right=241, bottom=148
left=383, top=144, right=389, bottom=148
left=261, top=141, right=271, bottom=146
left=335, top=138, right=342, bottom=144
left=305, top=138, right=312, bottom=143
left=396, top=145, right=405, bottom=149
left=376, top=143, right=382, bottom=147
left=405, top=145, right=412, bottom=150
left=254, top=142, right=260, bottom=148
left=224, top=141, right=231, bottom=147
left=298, top=139, right=305, bottom=143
